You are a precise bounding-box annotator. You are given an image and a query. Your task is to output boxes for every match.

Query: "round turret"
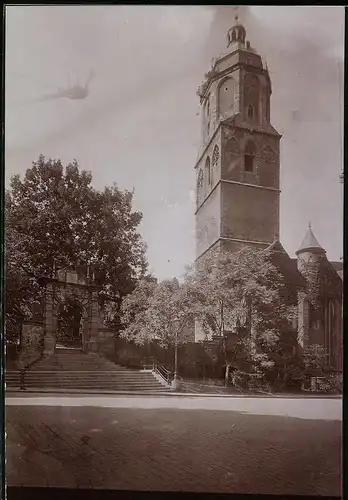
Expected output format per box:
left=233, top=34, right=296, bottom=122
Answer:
left=296, top=223, right=326, bottom=257
left=296, top=223, right=326, bottom=272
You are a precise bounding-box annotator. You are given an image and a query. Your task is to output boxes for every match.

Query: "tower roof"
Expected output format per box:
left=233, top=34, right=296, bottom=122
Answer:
left=227, top=15, right=247, bottom=47
left=296, top=223, right=326, bottom=256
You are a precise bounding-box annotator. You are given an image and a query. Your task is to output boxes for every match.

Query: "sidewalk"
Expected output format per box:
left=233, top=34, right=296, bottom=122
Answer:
left=5, top=387, right=342, bottom=399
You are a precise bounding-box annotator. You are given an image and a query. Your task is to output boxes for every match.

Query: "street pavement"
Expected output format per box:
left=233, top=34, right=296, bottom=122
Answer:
left=6, top=394, right=342, bottom=420
left=6, top=396, right=341, bottom=495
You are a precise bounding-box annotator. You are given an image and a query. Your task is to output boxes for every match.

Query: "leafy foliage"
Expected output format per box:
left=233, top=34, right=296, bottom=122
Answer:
left=300, top=255, right=342, bottom=313
left=184, top=247, right=297, bottom=383
left=302, top=344, right=328, bottom=375
left=120, top=246, right=298, bottom=387
left=5, top=155, right=148, bottom=334
left=120, top=278, right=194, bottom=348
left=187, top=248, right=296, bottom=341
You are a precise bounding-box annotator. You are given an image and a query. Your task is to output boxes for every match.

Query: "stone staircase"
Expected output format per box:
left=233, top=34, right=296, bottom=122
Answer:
left=5, top=348, right=170, bottom=393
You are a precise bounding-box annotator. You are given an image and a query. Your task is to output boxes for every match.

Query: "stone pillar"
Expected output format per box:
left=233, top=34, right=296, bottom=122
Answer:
left=335, top=299, right=342, bottom=371
left=44, top=283, right=56, bottom=355
left=297, top=291, right=309, bottom=349
left=81, top=308, right=89, bottom=353
left=88, top=290, right=100, bottom=352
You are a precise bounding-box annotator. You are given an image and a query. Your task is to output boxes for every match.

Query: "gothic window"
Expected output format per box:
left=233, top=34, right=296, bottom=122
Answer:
left=196, top=168, right=204, bottom=205
left=244, top=141, right=256, bottom=173
left=205, top=157, right=211, bottom=186
left=247, top=105, right=254, bottom=119
left=212, top=145, right=220, bottom=166
left=244, top=74, right=259, bottom=121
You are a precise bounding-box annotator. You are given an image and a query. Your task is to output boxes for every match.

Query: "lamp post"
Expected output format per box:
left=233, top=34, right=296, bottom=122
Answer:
left=171, top=319, right=180, bottom=391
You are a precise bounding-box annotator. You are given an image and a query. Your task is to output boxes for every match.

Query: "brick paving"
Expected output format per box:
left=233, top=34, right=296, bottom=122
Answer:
left=6, top=402, right=341, bottom=495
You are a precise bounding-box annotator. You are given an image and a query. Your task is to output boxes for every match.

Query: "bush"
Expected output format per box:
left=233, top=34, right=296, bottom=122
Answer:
left=319, top=374, right=342, bottom=394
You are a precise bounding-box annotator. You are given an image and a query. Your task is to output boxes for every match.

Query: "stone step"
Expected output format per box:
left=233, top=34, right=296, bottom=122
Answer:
left=8, top=375, right=161, bottom=383
left=6, top=376, right=163, bottom=384
left=6, top=381, right=166, bottom=390
left=5, top=350, right=166, bottom=392
left=5, top=369, right=169, bottom=391
left=5, top=372, right=159, bottom=380
left=6, top=382, right=167, bottom=390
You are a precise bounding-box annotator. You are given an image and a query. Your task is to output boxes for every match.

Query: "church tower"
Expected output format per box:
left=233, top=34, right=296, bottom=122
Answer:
left=195, top=16, right=281, bottom=260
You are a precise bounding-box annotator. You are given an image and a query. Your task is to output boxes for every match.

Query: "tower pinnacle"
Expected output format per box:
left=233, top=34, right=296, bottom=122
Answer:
left=227, top=15, right=246, bottom=47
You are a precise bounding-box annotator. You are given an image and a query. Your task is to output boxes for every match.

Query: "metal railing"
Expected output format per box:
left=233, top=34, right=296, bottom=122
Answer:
left=140, top=357, right=173, bottom=386
left=153, top=358, right=173, bottom=385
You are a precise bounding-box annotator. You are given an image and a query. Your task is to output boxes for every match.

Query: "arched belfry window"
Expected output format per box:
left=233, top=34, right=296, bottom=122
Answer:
left=205, top=156, right=211, bottom=186
left=232, top=29, right=236, bottom=41
left=247, top=105, right=254, bottom=119
left=244, top=74, right=259, bottom=122
left=244, top=141, right=256, bottom=173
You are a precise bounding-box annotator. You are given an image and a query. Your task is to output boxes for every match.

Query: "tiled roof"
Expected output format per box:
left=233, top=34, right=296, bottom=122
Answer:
left=265, top=239, right=306, bottom=288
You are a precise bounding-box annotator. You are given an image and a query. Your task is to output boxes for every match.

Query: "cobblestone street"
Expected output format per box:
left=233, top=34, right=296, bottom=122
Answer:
left=6, top=397, right=341, bottom=496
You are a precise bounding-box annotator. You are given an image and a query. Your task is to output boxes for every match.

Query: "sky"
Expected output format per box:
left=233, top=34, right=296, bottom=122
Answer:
left=5, top=6, right=344, bottom=280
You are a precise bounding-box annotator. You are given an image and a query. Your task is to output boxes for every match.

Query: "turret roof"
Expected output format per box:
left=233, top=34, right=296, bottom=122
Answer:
left=296, top=223, right=326, bottom=256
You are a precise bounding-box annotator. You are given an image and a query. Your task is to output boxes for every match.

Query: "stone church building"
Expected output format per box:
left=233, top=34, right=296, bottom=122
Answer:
left=194, top=17, right=343, bottom=372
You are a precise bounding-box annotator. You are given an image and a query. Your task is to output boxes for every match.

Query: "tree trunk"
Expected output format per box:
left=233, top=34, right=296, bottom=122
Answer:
left=224, top=363, right=230, bottom=387
left=222, top=334, right=230, bottom=387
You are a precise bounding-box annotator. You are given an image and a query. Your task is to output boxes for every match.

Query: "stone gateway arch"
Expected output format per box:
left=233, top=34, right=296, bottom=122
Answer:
left=42, top=266, right=102, bottom=354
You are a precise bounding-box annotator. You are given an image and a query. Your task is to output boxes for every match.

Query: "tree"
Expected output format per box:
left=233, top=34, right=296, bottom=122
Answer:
left=5, top=206, right=40, bottom=343
left=5, top=155, right=148, bottom=336
left=184, top=247, right=297, bottom=387
left=119, top=275, right=158, bottom=334
left=120, top=278, right=193, bottom=348
left=302, top=344, right=328, bottom=376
